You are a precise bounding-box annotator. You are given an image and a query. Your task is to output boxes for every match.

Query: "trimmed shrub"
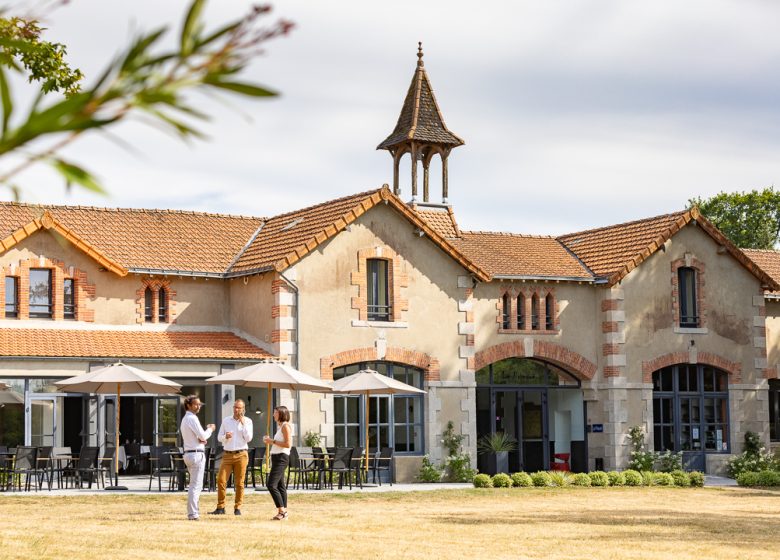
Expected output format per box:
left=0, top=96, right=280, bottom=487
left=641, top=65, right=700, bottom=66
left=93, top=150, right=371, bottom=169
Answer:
left=530, top=471, right=552, bottom=487
left=417, top=455, right=441, bottom=482
left=473, top=473, right=493, bottom=488
left=757, top=470, right=780, bottom=487
left=548, top=471, right=571, bottom=487
left=511, top=472, right=533, bottom=488
left=571, top=473, right=591, bottom=487
left=623, top=470, right=642, bottom=486
left=736, top=471, right=760, bottom=487
left=654, top=472, right=674, bottom=486
left=588, top=471, right=609, bottom=487
left=688, top=471, right=705, bottom=488
left=492, top=473, right=513, bottom=488
left=670, top=470, right=690, bottom=487
left=641, top=471, right=656, bottom=486
left=607, top=471, right=626, bottom=487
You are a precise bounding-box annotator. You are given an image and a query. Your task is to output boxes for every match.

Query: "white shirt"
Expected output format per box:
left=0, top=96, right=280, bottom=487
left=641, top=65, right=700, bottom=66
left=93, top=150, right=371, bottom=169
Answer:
left=217, top=415, right=253, bottom=451
left=270, top=423, right=292, bottom=455
left=180, top=411, right=213, bottom=451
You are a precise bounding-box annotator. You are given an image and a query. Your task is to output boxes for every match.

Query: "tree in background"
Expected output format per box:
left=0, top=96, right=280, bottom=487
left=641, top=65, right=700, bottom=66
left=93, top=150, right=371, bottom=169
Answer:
left=0, top=0, right=293, bottom=198
left=689, top=187, right=780, bottom=249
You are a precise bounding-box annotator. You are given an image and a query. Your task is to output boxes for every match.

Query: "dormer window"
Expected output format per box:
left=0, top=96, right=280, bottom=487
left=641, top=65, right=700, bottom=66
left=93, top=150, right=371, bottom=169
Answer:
left=367, top=259, right=391, bottom=322
left=29, top=269, right=52, bottom=319
left=678, top=267, right=698, bottom=328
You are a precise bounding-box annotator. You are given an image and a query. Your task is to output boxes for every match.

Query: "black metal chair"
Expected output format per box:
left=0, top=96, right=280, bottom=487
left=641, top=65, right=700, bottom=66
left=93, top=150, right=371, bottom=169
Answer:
left=286, top=447, right=310, bottom=490
left=373, top=446, right=394, bottom=486
left=350, top=446, right=364, bottom=488
left=35, top=446, right=55, bottom=490
left=169, top=450, right=187, bottom=491
left=206, top=446, right=223, bottom=492
left=99, top=446, right=117, bottom=488
left=243, top=447, right=258, bottom=488
left=148, top=446, right=173, bottom=491
left=124, top=443, right=141, bottom=473
left=70, top=446, right=101, bottom=489
left=327, top=447, right=354, bottom=490
left=8, top=446, right=38, bottom=492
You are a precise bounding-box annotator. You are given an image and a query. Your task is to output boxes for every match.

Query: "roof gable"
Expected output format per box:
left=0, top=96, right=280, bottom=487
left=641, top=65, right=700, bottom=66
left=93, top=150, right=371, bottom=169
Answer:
left=559, top=207, right=779, bottom=289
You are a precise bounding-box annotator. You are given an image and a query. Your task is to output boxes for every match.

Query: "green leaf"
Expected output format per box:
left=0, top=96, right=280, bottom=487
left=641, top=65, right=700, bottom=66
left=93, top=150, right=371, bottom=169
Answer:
left=203, top=78, right=277, bottom=97
left=0, top=65, right=13, bottom=134
left=49, top=159, right=105, bottom=194
left=197, top=20, right=240, bottom=48
left=120, top=28, right=166, bottom=73
left=143, top=107, right=206, bottom=140
left=180, top=0, right=205, bottom=57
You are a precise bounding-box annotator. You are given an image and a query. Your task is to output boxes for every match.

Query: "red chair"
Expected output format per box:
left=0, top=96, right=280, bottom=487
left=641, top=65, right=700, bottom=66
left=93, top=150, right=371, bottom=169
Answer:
left=550, top=453, right=570, bottom=471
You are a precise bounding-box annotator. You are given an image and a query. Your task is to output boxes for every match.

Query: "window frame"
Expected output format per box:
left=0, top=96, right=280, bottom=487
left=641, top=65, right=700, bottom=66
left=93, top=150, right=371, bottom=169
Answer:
left=28, top=268, right=53, bottom=319
left=332, top=361, right=424, bottom=455
left=63, top=278, right=75, bottom=320
left=144, top=287, right=154, bottom=323
left=678, top=267, right=699, bottom=328
left=158, top=287, right=168, bottom=323
left=4, top=276, right=18, bottom=318
left=770, top=379, right=780, bottom=442
left=366, top=258, right=391, bottom=322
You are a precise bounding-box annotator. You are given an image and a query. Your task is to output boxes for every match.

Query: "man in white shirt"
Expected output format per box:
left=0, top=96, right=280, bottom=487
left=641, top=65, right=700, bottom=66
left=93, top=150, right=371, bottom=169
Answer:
left=209, top=399, right=253, bottom=516
left=179, top=395, right=215, bottom=521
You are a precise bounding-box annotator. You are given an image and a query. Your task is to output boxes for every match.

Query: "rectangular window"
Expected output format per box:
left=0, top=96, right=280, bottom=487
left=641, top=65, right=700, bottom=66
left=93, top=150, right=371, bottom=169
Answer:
left=545, top=294, right=554, bottom=330
left=4, top=277, right=18, bottom=318
left=502, top=294, right=510, bottom=329
left=367, top=259, right=390, bottom=321
left=770, top=380, right=780, bottom=442
left=63, top=279, right=75, bottom=319
left=29, top=269, right=52, bottom=318
left=678, top=267, right=698, bottom=327
left=516, top=295, right=525, bottom=330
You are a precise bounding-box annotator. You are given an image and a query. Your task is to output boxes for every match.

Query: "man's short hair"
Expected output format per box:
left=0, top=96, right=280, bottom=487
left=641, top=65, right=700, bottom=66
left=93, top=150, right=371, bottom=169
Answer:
left=183, top=394, right=200, bottom=412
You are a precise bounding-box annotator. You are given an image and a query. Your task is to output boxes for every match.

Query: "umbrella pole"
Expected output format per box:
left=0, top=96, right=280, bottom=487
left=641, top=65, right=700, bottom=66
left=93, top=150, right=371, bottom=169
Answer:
left=265, top=382, right=272, bottom=472
left=365, top=392, right=370, bottom=476
left=106, top=383, right=127, bottom=490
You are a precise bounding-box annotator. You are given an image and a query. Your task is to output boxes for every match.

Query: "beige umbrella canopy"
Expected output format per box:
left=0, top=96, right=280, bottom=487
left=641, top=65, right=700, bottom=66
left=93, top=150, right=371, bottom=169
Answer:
left=331, top=369, right=425, bottom=475
left=56, top=362, right=181, bottom=490
left=206, top=361, right=332, bottom=468
left=0, top=383, right=23, bottom=405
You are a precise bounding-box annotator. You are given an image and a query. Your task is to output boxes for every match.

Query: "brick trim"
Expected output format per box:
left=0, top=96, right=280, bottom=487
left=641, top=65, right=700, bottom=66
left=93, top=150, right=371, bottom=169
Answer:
left=135, top=279, right=176, bottom=324
left=1, top=257, right=95, bottom=322
left=641, top=351, right=741, bottom=383
left=350, top=246, right=409, bottom=322
left=474, top=340, right=596, bottom=380
left=671, top=255, right=706, bottom=329
left=497, top=285, right=559, bottom=334
left=320, top=346, right=440, bottom=382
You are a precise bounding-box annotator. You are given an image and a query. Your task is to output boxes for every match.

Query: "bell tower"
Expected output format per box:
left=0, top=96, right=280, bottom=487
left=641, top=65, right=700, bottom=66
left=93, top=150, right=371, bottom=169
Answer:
left=377, top=43, right=464, bottom=204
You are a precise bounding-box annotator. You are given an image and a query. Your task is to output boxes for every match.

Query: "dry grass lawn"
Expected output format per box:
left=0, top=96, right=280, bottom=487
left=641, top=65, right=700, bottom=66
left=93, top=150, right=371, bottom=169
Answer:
left=1, top=487, right=779, bottom=559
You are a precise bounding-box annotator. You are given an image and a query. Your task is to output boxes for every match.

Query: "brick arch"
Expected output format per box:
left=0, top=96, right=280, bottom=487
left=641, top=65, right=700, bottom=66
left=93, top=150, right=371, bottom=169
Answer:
left=641, top=351, right=742, bottom=383
left=474, top=340, right=597, bottom=381
left=320, top=346, right=440, bottom=382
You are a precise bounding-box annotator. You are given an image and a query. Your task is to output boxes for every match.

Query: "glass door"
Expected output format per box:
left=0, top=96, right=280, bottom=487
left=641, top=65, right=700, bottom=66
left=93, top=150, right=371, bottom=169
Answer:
left=154, top=397, right=180, bottom=447
left=520, top=390, right=548, bottom=472
left=30, top=397, right=57, bottom=446
left=494, top=390, right=521, bottom=472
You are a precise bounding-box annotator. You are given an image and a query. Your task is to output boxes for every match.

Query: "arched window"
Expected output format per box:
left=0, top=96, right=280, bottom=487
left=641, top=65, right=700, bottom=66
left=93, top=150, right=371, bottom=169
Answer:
left=531, top=293, right=540, bottom=330
left=678, top=267, right=698, bottom=328
left=158, top=287, right=168, bottom=323
left=517, top=294, right=526, bottom=330
left=144, top=287, right=153, bottom=322
left=501, top=293, right=511, bottom=329
left=545, top=293, right=554, bottom=331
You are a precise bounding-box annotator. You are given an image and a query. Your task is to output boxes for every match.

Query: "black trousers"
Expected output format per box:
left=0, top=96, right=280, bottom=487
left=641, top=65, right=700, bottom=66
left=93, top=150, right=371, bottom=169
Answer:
left=267, top=453, right=289, bottom=508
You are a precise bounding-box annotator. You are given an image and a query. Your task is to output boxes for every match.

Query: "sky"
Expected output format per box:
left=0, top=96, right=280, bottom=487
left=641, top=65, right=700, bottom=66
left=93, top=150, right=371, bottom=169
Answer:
left=5, top=0, right=780, bottom=235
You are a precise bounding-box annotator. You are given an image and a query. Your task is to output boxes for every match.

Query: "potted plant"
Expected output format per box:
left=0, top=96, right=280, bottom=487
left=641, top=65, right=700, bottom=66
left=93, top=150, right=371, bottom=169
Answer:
left=477, top=432, right=518, bottom=475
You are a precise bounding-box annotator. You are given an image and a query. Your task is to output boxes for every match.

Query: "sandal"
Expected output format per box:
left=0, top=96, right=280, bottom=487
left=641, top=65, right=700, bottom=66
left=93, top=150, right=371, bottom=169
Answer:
left=272, top=511, right=288, bottom=521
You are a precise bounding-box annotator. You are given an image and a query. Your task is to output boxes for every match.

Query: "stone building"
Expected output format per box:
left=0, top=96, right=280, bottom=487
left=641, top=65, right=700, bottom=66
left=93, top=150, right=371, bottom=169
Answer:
left=1, top=47, right=778, bottom=480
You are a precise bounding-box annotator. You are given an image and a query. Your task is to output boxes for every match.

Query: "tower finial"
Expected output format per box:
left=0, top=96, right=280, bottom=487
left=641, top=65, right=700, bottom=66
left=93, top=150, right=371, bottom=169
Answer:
left=417, top=42, right=424, bottom=67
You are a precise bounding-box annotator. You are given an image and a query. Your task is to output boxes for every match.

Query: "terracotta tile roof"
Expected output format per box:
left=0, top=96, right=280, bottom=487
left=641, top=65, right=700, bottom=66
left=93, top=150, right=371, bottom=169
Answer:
left=559, top=208, right=780, bottom=289
left=230, top=187, right=490, bottom=280
left=377, top=47, right=463, bottom=150
left=0, top=202, right=263, bottom=274
left=0, top=329, right=274, bottom=360
left=558, top=211, right=690, bottom=280
left=452, top=232, right=592, bottom=279
left=412, top=205, right=460, bottom=238
left=743, top=249, right=780, bottom=293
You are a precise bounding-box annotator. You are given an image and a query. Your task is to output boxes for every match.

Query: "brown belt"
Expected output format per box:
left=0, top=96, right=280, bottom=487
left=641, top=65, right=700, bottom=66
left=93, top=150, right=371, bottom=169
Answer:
left=224, top=450, right=247, bottom=454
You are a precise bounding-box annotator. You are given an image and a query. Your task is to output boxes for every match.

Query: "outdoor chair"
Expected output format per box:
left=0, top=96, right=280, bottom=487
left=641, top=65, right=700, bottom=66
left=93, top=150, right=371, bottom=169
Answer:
left=35, top=446, right=55, bottom=490
left=124, top=443, right=142, bottom=474
left=286, top=447, right=310, bottom=490
left=372, top=446, right=394, bottom=486
left=148, top=446, right=174, bottom=491
left=69, top=446, right=101, bottom=489
left=169, top=450, right=187, bottom=491
left=350, top=446, right=364, bottom=488
left=100, top=446, right=117, bottom=487
left=327, top=447, right=354, bottom=490
left=7, top=446, right=38, bottom=492
left=243, top=447, right=258, bottom=488
left=206, top=447, right=223, bottom=492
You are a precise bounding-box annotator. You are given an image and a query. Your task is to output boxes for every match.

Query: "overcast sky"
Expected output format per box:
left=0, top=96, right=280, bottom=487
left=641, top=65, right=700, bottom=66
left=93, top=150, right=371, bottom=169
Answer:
left=7, top=0, right=780, bottom=235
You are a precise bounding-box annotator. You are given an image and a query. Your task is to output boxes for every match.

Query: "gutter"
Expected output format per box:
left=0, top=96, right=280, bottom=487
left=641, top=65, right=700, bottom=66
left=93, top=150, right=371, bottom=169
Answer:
left=492, top=274, right=597, bottom=283
left=0, top=356, right=264, bottom=364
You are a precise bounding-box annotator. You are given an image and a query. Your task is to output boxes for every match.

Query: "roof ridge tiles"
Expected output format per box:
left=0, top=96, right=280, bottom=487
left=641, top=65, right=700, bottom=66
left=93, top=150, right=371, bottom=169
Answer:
left=743, top=248, right=780, bottom=253
left=0, top=200, right=264, bottom=221
left=558, top=209, right=690, bottom=239
left=265, top=187, right=383, bottom=222
left=462, top=230, right=555, bottom=239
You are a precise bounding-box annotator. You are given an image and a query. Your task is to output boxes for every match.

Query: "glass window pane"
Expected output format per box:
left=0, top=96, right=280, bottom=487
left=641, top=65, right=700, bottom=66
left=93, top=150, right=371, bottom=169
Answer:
left=715, top=372, right=728, bottom=392
left=334, top=427, right=345, bottom=448
left=5, top=277, right=18, bottom=316
left=144, top=288, right=153, bottom=322
left=334, top=397, right=345, bottom=424
left=394, top=397, right=407, bottom=424
left=394, top=425, right=409, bottom=452
left=662, top=368, right=674, bottom=392
left=63, top=279, right=75, bottom=319
left=346, top=426, right=360, bottom=448
left=346, top=396, right=359, bottom=423
left=29, top=269, right=52, bottom=317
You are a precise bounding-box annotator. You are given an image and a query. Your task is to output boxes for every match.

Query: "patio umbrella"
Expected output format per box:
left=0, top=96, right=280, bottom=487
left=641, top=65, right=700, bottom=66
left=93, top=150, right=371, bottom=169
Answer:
left=56, top=362, right=181, bottom=490
left=206, top=361, right=332, bottom=469
left=331, top=369, right=425, bottom=474
left=0, top=384, right=23, bottom=405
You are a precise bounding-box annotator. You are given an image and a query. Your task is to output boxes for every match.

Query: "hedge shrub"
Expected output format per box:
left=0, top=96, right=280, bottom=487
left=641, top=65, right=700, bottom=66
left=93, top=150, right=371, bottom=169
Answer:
left=688, top=471, right=705, bottom=488
left=588, top=471, right=609, bottom=487
left=472, top=473, right=492, bottom=488
left=511, top=472, right=533, bottom=487
left=607, top=471, right=626, bottom=487
left=623, top=470, right=642, bottom=486
left=654, top=472, right=674, bottom=486
left=492, top=473, right=513, bottom=488
left=670, top=470, right=690, bottom=487
left=530, top=471, right=552, bottom=487
left=571, top=473, right=591, bottom=486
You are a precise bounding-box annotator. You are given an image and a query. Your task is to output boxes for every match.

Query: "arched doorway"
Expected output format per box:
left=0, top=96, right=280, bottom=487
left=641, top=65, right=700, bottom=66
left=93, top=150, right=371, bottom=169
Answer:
left=476, top=358, right=585, bottom=474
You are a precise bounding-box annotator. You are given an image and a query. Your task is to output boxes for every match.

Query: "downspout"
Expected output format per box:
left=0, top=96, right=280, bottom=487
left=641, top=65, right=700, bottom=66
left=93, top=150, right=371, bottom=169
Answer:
left=279, top=270, right=302, bottom=446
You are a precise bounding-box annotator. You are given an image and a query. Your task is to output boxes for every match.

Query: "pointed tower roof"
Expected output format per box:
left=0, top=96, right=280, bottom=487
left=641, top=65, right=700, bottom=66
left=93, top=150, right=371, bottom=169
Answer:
left=377, top=43, right=464, bottom=150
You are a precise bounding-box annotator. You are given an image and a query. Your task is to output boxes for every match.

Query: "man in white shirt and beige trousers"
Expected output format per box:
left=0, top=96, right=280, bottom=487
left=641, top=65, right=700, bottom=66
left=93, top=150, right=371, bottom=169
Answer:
left=210, top=399, right=253, bottom=515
